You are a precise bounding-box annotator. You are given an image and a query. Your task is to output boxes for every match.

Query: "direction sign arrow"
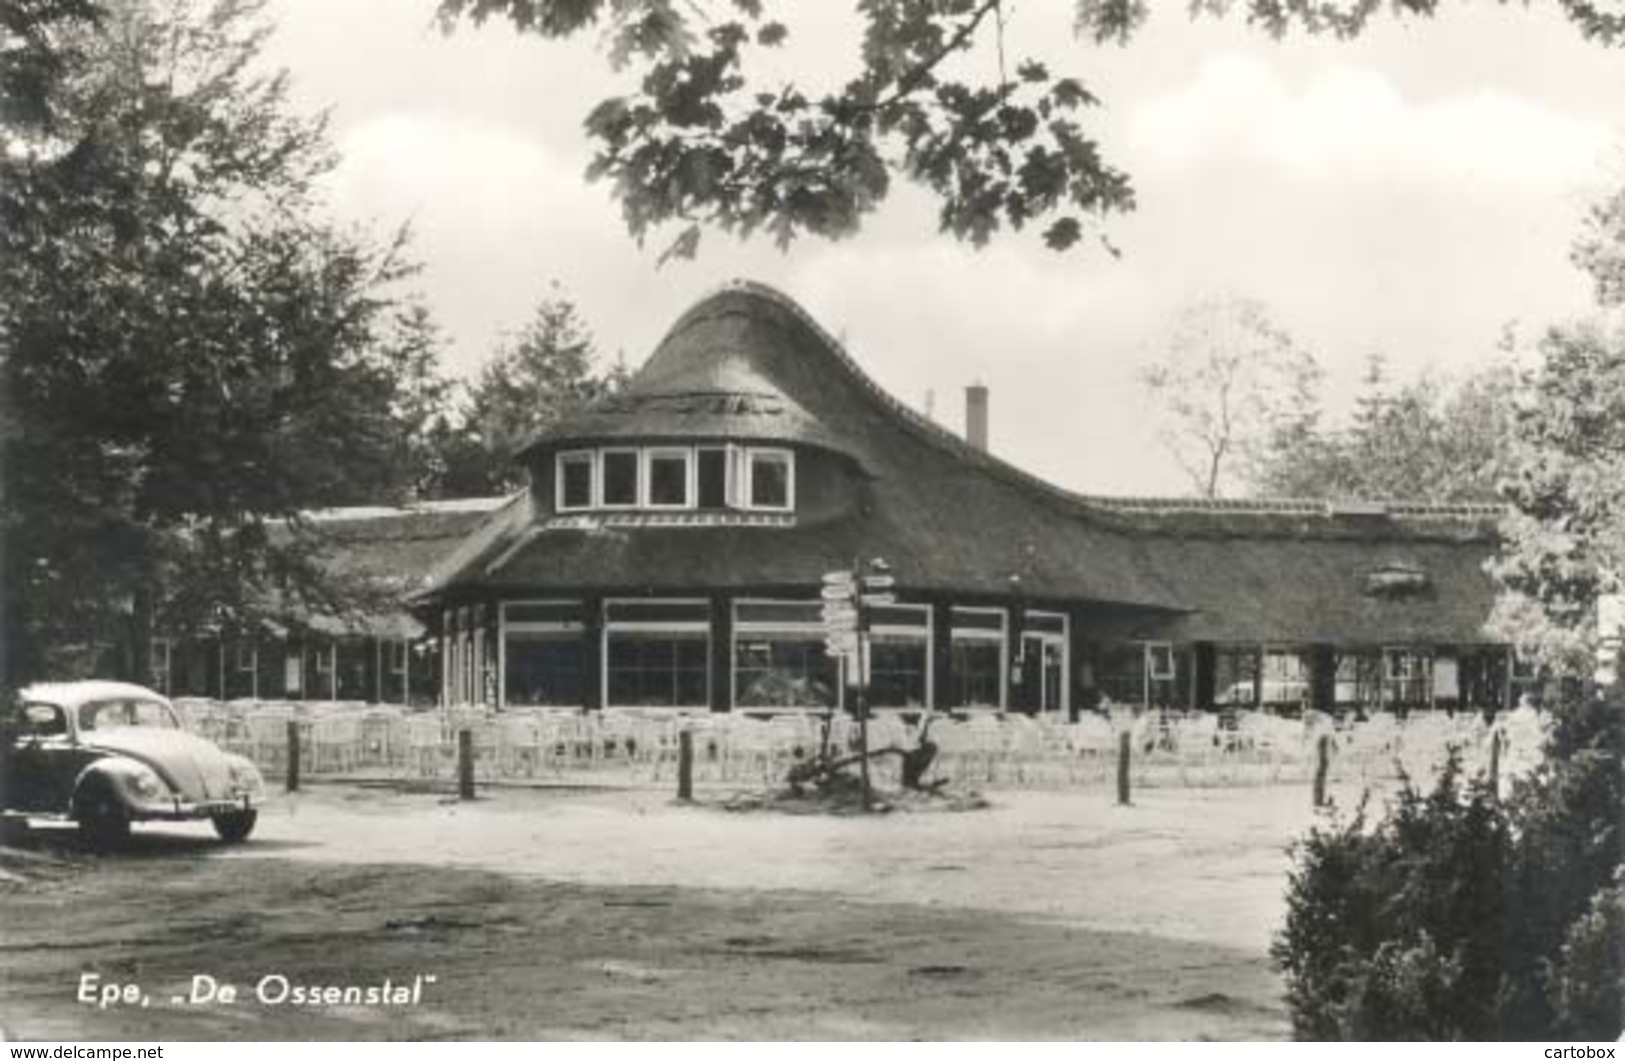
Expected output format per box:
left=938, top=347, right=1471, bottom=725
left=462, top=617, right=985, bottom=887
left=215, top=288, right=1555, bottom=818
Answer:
left=859, top=592, right=897, bottom=607
left=861, top=574, right=896, bottom=591
left=820, top=584, right=855, bottom=601
left=822, top=570, right=855, bottom=586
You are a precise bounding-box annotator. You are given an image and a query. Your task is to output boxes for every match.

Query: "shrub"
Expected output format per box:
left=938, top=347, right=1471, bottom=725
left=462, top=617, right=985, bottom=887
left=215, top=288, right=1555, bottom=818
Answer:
left=1273, top=689, right=1624, bottom=1041
left=1547, top=880, right=1625, bottom=1039
left=1272, top=758, right=1506, bottom=1039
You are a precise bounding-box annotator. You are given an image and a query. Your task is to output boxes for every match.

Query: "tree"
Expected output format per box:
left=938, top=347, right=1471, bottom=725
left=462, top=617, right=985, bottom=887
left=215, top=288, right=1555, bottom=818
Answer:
left=1249, top=354, right=1519, bottom=503
left=0, top=0, right=447, bottom=684
left=1488, top=188, right=1625, bottom=676
left=434, top=0, right=1622, bottom=261
left=1138, top=295, right=1321, bottom=498
left=427, top=285, right=624, bottom=497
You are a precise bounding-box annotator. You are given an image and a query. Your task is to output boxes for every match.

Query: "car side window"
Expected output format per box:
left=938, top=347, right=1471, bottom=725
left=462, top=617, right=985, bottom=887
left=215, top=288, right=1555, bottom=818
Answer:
left=17, top=703, right=67, bottom=738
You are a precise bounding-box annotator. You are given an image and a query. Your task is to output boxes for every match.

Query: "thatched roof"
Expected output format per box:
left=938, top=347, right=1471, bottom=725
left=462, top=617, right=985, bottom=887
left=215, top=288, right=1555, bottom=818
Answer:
left=279, top=497, right=512, bottom=636
left=413, top=281, right=1507, bottom=645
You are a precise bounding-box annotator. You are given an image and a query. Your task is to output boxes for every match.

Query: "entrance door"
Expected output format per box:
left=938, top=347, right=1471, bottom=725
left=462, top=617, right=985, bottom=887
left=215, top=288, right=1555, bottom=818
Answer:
left=1019, top=634, right=1065, bottom=714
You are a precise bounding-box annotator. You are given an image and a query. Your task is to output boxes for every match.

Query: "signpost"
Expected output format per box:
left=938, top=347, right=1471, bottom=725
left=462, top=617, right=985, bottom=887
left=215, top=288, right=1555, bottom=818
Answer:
left=819, top=557, right=893, bottom=810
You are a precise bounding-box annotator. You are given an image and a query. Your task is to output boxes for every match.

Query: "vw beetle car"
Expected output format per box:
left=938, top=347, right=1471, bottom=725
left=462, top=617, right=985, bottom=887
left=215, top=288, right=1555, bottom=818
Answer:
left=1, top=680, right=264, bottom=848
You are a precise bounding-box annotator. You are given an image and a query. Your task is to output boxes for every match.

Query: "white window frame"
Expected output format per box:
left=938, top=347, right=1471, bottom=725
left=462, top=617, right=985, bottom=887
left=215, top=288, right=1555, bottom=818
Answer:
left=731, top=598, right=845, bottom=712
left=555, top=449, right=596, bottom=513
left=866, top=602, right=933, bottom=711
left=499, top=599, right=585, bottom=711
left=1145, top=641, right=1176, bottom=681
left=601, top=597, right=712, bottom=711
left=743, top=446, right=795, bottom=512
left=642, top=446, right=695, bottom=510
left=1382, top=645, right=1434, bottom=709
left=1022, top=610, right=1069, bottom=716
left=949, top=606, right=1008, bottom=711
left=597, top=447, right=642, bottom=510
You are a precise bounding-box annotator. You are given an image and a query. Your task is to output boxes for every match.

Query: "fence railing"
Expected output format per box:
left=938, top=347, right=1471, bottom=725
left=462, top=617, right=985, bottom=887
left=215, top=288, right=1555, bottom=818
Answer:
left=173, top=698, right=1550, bottom=792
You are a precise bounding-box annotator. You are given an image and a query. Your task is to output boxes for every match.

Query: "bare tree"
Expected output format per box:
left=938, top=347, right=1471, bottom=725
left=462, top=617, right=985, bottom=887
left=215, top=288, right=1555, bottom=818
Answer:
left=1139, top=296, right=1322, bottom=499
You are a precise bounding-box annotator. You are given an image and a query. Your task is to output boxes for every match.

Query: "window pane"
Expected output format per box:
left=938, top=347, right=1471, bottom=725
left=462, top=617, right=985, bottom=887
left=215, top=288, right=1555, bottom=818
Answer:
left=1098, top=642, right=1148, bottom=708
left=602, top=451, right=639, bottom=505
left=505, top=602, right=582, bottom=626
left=504, top=630, right=584, bottom=707
left=950, top=640, right=1002, bottom=708
left=951, top=608, right=1005, bottom=634
left=869, top=636, right=927, bottom=709
left=560, top=455, right=593, bottom=508
left=697, top=448, right=727, bottom=508
left=606, top=600, right=710, bottom=625
left=606, top=631, right=709, bottom=707
left=735, top=601, right=821, bottom=627
left=735, top=636, right=838, bottom=708
left=749, top=452, right=789, bottom=509
left=648, top=453, right=689, bottom=506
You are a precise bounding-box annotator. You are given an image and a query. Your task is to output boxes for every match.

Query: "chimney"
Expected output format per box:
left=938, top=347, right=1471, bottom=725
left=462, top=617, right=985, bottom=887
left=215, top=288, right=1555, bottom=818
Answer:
left=965, top=382, right=989, bottom=451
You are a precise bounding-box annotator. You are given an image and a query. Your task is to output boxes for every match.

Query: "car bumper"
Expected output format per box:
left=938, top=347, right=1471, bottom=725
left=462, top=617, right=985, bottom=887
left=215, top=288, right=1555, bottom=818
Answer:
left=130, top=793, right=258, bottom=821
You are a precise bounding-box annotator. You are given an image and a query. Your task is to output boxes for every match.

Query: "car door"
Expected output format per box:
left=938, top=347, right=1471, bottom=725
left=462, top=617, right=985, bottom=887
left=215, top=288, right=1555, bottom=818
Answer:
left=5, top=702, right=81, bottom=814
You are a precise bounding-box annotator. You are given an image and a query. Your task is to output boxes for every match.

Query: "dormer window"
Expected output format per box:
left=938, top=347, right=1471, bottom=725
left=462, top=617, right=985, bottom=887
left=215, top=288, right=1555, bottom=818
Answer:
left=553, top=444, right=795, bottom=514
left=697, top=447, right=728, bottom=508
left=557, top=450, right=594, bottom=512
left=599, top=449, right=640, bottom=508
left=746, top=448, right=793, bottom=511
left=645, top=448, right=692, bottom=508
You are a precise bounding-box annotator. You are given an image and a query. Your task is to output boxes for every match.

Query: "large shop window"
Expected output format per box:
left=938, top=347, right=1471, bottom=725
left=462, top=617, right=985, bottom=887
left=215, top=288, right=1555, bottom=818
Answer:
left=867, top=604, right=931, bottom=709
left=1261, top=648, right=1309, bottom=713
left=1334, top=650, right=1383, bottom=712
left=1099, top=641, right=1185, bottom=710
left=604, top=600, right=710, bottom=709
left=1382, top=647, right=1433, bottom=711
left=503, top=601, right=585, bottom=708
left=733, top=601, right=839, bottom=710
left=950, top=607, right=1006, bottom=709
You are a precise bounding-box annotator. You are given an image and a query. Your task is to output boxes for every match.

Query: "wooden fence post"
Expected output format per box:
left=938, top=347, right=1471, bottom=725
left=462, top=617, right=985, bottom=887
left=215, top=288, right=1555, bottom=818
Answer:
left=285, top=719, right=300, bottom=793
left=457, top=728, right=475, bottom=801
left=1116, top=729, right=1131, bottom=806
left=1488, top=729, right=1503, bottom=800
left=677, top=729, right=694, bottom=802
left=1312, top=733, right=1331, bottom=809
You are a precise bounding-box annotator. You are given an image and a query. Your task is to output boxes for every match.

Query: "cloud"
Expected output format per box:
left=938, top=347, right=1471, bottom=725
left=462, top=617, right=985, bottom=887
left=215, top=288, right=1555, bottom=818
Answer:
left=1130, top=54, right=1610, bottom=191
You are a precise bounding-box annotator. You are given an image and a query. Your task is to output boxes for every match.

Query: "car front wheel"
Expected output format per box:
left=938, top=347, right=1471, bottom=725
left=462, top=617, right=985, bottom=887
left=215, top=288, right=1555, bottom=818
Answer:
left=211, top=808, right=257, bottom=844
left=75, top=784, right=131, bottom=851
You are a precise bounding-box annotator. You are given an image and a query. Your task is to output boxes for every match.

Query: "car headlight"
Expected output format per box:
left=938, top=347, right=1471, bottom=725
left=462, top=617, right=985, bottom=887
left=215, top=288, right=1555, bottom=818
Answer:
left=227, top=758, right=263, bottom=794
left=123, top=766, right=167, bottom=801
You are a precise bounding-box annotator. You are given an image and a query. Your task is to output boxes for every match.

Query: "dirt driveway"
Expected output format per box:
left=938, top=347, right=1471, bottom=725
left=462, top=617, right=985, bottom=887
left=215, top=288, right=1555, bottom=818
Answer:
left=0, top=783, right=1335, bottom=1040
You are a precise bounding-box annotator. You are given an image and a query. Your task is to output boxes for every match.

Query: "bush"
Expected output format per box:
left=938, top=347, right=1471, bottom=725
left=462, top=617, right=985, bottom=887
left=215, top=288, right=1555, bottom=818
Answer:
left=1272, top=759, right=1506, bottom=1039
left=1547, top=881, right=1625, bottom=1039
left=1273, top=689, right=1624, bottom=1040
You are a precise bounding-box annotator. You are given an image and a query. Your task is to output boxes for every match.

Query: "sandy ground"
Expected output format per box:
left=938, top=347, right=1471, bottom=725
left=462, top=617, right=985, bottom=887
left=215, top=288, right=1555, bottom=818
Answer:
left=0, top=779, right=1362, bottom=1040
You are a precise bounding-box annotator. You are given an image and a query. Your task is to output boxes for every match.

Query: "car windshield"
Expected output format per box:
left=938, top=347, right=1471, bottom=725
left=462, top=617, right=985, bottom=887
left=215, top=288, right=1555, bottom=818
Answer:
left=78, top=698, right=179, bottom=732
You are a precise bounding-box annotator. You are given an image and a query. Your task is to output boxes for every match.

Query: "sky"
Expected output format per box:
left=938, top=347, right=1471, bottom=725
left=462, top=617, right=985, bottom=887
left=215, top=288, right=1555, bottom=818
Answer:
left=262, top=0, right=1624, bottom=497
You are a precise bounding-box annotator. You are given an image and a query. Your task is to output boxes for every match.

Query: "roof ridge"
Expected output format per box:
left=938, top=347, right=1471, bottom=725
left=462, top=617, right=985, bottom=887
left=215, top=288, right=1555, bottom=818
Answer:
left=695, top=281, right=1507, bottom=528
